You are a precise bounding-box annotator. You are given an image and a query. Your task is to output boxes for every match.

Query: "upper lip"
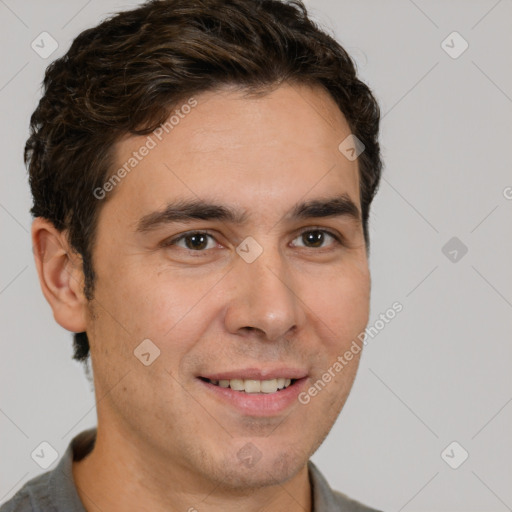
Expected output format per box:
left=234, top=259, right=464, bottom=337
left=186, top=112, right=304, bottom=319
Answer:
left=200, top=368, right=308, bottom=381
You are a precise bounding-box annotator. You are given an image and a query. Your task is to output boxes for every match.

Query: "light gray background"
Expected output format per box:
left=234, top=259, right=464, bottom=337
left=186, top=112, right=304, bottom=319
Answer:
left=1, top=1, right=511, bottom=510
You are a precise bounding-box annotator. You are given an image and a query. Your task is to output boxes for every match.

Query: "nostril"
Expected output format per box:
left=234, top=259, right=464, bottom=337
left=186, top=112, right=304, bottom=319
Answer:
left=242, top=326, right=264, bottom=335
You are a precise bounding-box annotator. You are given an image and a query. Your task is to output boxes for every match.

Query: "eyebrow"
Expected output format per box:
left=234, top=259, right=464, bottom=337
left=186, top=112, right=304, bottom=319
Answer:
left=135, top=194, right=361, bottom=234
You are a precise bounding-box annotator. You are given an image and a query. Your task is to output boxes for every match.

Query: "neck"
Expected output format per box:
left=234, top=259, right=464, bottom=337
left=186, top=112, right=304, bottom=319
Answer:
left=72, top=426, right=312, bottom=512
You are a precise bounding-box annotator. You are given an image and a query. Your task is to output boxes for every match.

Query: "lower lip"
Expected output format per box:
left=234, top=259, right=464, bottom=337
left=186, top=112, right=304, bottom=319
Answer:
left=198, top=378, right=308, bottom=417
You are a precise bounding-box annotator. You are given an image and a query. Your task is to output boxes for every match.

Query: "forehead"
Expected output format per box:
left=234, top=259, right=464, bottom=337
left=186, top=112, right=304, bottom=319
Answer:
left=102, top=83, right=360, bottom=228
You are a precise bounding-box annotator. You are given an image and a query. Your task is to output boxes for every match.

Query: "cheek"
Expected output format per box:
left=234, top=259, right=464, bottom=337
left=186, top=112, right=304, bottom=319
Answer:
left=305, top=262, right=370, bottom=344
left=107, top=267, right=221, bottom=355
left=95, top=259, right=191, bottom=329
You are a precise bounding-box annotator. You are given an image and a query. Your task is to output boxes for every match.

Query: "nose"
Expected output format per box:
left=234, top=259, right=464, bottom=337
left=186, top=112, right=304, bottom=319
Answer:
left=223, top=244, right=305, bottom=342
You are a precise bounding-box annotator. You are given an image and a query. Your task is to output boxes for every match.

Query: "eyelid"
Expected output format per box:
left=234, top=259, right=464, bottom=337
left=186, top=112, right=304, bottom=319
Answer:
left=161, top=226, right=345, bottom=251
left=292, top=226, right=344, bottom=247
left=160, top=229, right=218, bottom=249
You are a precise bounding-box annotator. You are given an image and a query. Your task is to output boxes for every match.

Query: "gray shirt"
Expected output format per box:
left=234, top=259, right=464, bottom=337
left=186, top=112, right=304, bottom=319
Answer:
left=1, top=429, right=382, bottom=512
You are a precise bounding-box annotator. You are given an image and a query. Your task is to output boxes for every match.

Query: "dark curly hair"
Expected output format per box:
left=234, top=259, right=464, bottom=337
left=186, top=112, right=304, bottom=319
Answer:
left=25, top=0, right=382, bottom=363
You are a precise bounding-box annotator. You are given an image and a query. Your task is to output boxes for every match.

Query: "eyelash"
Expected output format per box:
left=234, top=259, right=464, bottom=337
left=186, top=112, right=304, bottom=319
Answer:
left=161, top=227, right=344, bottom=253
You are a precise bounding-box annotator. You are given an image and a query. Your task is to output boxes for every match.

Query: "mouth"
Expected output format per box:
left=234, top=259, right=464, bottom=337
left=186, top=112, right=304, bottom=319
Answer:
left=196, top=371, right=308, bottom=416
left=199, top=377, right=296, bottom=394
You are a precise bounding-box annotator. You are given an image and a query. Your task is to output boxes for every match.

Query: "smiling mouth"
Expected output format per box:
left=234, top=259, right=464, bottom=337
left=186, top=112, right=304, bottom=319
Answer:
left=199, top=377, right=296, bottom=394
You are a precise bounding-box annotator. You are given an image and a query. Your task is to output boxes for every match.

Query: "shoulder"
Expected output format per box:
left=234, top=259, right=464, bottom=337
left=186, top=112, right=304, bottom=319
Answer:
left=308, top=460, right=384, bottom=512
left=0, top=471, right=55, bottom=512
left=330, top=488, right=384, bottom=512
left=0, top=428, right=95, bottom=512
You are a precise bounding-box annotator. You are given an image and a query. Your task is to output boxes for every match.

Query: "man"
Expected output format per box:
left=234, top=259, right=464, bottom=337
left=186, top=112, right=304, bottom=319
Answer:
left=2, top=0, right=383, bottom=510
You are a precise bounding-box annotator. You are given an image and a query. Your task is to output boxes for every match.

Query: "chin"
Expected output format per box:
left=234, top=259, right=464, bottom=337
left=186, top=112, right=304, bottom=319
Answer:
left=209, top=442, right=307, bottom=492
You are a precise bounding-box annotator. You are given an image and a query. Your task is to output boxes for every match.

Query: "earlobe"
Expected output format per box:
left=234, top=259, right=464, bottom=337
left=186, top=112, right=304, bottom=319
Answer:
left=31, top=218, right=88, bottom=333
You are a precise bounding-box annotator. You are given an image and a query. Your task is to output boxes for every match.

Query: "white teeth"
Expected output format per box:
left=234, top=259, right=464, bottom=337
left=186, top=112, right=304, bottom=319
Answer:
left=260, top=379, right=278, bottom=393
left=208, top=377, right=294, bottom=393
left=230, top=379, right=245, bottom=391
left=244, top=380, right=261, bottom=393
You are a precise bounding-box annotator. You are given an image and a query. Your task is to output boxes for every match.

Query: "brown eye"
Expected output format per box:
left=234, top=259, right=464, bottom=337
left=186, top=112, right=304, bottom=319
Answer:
left=302, top=231, right=324, bottom=248
left=292, top=229, right=340, bottom=249
left=182, top=233, right=209, bottom=250
left=163, top=231, right=217, bottom=251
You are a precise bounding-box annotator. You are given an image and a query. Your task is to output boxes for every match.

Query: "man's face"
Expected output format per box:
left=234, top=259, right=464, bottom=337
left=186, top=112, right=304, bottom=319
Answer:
left=86, top=83, right=370, bottom=489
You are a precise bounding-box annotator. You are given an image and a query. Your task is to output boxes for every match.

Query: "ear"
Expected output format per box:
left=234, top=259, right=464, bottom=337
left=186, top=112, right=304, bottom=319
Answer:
left=31, top=218, right=88, bottom=333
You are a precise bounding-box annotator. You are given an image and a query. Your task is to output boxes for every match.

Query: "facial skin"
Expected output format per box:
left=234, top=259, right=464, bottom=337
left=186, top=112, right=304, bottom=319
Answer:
left=32, top=82, right=371, bottom=512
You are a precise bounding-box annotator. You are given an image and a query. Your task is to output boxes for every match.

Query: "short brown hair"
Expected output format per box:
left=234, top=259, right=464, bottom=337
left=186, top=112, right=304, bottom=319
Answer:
left=26, top=0, right=382, bottom=362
